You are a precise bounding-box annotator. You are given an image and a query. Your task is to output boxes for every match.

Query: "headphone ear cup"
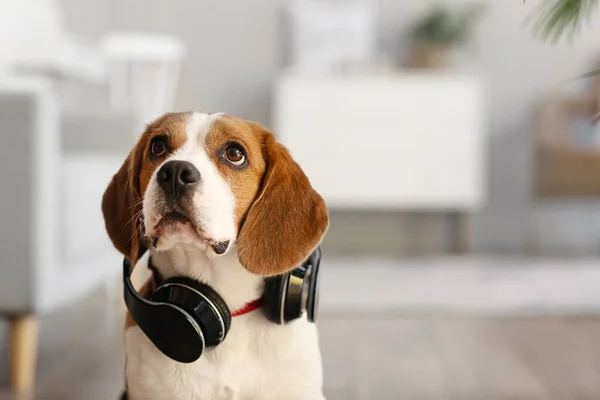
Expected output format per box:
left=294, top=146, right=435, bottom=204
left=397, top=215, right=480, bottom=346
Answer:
left=154, top=277, right=232, bottom=345
left=187, top=279, right=232, bottom=334
left=306, top=254, right=321, bottom=323
left=263, top=273, right=288, bottom=324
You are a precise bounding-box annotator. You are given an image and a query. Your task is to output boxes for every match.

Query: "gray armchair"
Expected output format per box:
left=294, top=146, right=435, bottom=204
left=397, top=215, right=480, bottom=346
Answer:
left=0, top=77, right=132, bottom=392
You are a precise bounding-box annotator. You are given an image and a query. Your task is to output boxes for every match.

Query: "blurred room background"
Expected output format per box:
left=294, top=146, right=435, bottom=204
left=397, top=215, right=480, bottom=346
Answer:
left=2, top=0, right=600, bottom=399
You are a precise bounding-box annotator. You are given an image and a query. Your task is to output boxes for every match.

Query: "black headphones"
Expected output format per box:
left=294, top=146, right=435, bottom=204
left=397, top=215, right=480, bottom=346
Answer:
left=123, top=247, right=322, bottom=363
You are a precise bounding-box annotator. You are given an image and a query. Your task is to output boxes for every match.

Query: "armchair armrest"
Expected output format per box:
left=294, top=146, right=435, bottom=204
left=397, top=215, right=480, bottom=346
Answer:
left=0, top=78, right=59, bottom=314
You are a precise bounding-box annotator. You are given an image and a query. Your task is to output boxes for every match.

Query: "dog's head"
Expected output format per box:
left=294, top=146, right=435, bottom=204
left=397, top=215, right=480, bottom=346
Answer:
left=102, top=112, right=328, bottom=276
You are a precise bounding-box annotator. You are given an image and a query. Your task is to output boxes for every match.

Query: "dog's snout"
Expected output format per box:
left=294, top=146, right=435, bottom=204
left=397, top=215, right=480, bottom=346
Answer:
left=157, top=160, right=201, bottom=196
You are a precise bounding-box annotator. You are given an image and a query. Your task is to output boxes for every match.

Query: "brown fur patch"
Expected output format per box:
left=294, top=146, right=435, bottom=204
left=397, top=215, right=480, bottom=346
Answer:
left=205, top=115, right=330, bottom=276
left=205, top=116, right=266, bottom=228
left=102, top=112, right=190, bottom=263
left=138, top=113, right=188, bottom=196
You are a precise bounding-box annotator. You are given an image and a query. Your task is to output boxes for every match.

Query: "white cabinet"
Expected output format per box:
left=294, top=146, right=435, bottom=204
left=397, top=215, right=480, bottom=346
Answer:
left=273, top=73, right=487, bottom=211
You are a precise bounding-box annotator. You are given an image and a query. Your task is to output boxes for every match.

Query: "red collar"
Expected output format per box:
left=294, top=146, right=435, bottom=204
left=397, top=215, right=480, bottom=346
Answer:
left=231, top=298, right=263, bottom=317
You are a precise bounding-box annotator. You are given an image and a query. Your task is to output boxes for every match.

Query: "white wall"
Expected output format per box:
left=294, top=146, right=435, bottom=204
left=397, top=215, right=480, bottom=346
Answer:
left=0, top=0, right=66, bottom=72
left=60, top=0, right=600, bottom=254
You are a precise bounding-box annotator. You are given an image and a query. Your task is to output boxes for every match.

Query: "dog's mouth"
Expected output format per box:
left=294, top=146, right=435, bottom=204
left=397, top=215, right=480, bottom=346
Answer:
left=147, top=211, right=230, bottom=255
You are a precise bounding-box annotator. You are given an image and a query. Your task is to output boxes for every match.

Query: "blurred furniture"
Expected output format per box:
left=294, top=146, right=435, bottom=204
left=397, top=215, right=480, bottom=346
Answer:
left=3, top=0, right=187, bottom=131
left=534, top=96, right=600, bottom=198
left=100, top=32, right=187, bottom=134
left=273, top=72, right=486, bottom=252
left=528, top=86, right=600, bottom=254
left=0, top=0, right=105, bottom=81
left=0, top=77, right=126, bottom=392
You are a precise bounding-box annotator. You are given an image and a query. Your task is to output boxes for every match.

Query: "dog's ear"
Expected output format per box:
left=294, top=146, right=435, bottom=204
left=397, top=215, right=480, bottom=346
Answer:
left=102, top=147, right=143, bottom=263
left=237, top=131, right=329, bottom=276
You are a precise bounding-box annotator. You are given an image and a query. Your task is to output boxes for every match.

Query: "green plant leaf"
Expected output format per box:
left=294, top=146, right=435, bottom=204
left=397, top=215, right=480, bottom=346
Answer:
left=578, top=68, right=600, bottom=79
left=560, top=68, right=600, bottom=84
left=530, top=0, right=599, bottom=42
left=411, top=3, right=486, bottom=46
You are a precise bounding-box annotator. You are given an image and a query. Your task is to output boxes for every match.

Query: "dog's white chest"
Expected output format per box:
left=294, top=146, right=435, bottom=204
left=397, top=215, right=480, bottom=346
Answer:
left=124, top=315, right=325, bottom=400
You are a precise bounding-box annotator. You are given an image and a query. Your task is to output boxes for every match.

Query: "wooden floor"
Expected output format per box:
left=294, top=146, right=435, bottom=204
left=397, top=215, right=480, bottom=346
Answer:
left=2, top=291, right=600, bottom=399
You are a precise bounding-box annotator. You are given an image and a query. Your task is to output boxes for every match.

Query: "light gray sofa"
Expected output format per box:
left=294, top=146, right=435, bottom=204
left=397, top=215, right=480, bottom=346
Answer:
left=0, top=76, right=132, bottom=392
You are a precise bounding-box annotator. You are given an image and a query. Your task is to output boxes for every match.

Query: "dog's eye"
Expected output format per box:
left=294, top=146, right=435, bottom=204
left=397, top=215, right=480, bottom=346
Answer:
left=150, top=137, right=167, bottom=159
left=223, top=145, right=246, bottom=167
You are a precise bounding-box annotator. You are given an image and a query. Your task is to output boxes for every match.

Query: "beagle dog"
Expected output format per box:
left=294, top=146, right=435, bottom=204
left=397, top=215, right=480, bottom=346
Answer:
left=102, top=112, right=329, bottom=400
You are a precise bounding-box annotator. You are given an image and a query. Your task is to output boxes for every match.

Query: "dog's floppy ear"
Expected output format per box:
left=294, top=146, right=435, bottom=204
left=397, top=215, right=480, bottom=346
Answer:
left=102, top=147, right=143, bottom=262
left=237, top=131, right=329, bottom=276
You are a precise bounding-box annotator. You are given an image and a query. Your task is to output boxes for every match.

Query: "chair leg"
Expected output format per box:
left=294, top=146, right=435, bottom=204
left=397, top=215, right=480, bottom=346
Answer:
left=9, top=314, right=38, bottom=392
left=460, top=212, right=472, bottom=254
left=452, top=212, right=472, bottom=254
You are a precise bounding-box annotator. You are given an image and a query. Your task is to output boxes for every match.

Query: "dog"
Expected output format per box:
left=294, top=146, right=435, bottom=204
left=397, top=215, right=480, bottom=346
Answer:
left=102, top=112, right=329, bottom=400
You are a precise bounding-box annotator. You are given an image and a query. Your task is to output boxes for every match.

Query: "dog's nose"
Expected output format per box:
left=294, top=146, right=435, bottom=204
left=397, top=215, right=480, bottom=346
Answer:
left=157, top=160, right=201, bottom=196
